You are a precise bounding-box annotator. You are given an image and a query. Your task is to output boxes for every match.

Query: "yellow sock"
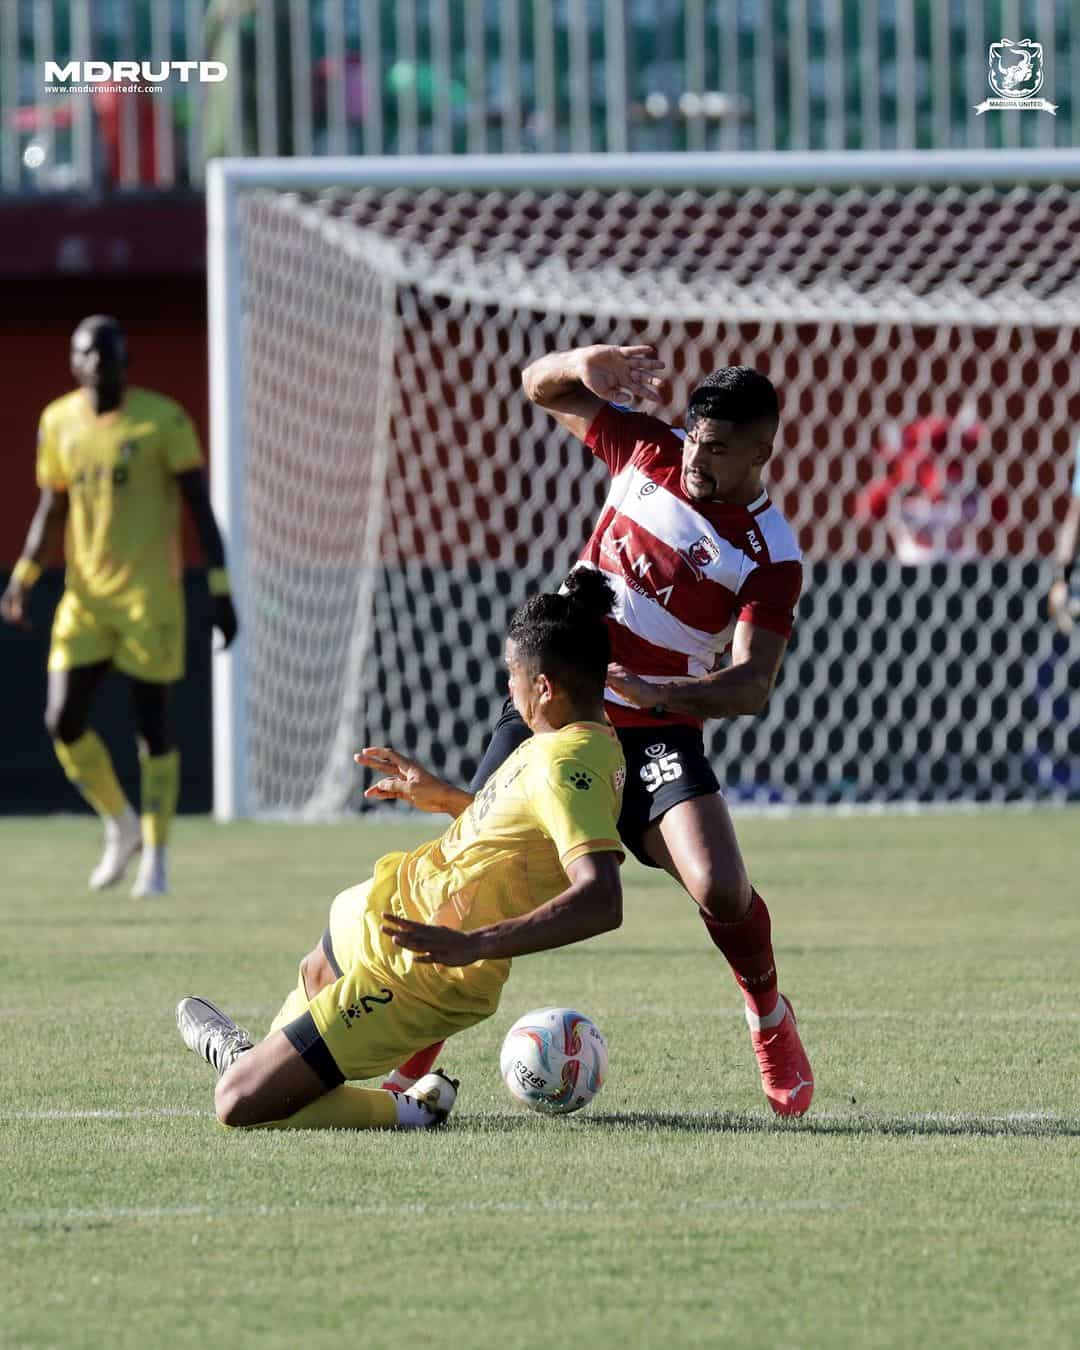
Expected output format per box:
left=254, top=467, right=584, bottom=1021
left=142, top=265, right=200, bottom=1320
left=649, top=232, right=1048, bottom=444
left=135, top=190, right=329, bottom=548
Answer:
left=140, top=749, right=179, bottom=847
left=257, top=1085, right=399, bottom=1131
left=54, top=731, right=128, bottom=819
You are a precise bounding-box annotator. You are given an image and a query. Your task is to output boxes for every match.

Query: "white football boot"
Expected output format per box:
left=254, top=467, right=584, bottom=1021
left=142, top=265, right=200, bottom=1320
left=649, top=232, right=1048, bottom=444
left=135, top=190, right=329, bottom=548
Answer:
left=401, top=1069, right=460, bottom=1125
left=130, top=844, right=168, bottom=898
left=88, top=806, right=141, bottom=891
left=176, top=996, right=254, bottom=1076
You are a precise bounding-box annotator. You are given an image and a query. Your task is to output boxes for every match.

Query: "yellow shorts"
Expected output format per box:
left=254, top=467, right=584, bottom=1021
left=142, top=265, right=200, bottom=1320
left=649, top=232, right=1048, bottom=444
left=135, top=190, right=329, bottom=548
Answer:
left=280, top=862, right=502, bottom=1085
left=48, top=587, right=185, bottom=683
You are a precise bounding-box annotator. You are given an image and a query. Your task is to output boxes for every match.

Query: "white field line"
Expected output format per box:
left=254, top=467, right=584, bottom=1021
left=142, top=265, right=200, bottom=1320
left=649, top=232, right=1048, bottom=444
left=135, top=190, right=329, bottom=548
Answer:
left=727, top=800, right=1079, bottom=819
left=0, top=1107, right=1072, bottom=1127
left=0, top=1005, right=280, bottom=1022
left=4, top=1007, right=1079, bottom=1026
left=574, top=1110, right=1078, bottom=1129
left=0, top=1108, right=209, bottom=1120
left=6, top=1182, right=1079, bottom=1229
left=3, top=1196, right=855, bottom=1226
left=621, top=1007, right=1080, bottom=1022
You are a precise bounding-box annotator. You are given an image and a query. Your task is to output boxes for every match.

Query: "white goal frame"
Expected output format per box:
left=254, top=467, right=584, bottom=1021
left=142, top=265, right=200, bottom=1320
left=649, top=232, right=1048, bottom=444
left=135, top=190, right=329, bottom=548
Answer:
left=208, top=148, right=1080, bottom=821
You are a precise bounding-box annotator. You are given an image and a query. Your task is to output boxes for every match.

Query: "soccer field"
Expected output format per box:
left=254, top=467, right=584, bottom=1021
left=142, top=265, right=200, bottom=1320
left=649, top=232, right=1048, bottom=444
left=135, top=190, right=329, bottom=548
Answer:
left=3, top=809, right=1079, bottom=1350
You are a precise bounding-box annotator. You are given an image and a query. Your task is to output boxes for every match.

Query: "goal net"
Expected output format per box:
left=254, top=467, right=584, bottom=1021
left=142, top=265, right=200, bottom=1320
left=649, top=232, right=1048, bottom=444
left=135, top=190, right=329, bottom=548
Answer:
left=209, top=153, right=1080, bottom=819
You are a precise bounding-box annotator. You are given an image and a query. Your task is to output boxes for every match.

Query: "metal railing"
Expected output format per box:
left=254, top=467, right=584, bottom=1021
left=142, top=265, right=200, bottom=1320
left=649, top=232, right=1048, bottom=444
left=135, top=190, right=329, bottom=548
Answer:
left=2, top=0, right=1077, bottom=195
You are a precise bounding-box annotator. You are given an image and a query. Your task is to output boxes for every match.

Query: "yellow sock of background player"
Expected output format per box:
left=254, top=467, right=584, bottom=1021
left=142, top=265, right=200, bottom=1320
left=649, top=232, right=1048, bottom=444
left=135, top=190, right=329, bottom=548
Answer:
left=129, top=749, right=180, bottom=898
left=140, top=749, right=180, bottom=847
left=53, top=730, right=128, bottom=818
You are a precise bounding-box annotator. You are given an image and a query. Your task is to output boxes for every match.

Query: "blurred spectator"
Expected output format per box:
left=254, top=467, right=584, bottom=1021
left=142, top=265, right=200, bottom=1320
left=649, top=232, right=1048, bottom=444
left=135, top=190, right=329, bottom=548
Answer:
left=92, top=87, right=161, bottom=185
left=204, top=0, right=294, bottom=157
left=855, top=413, right=1007, bottom=564
left=313, top=54, right=366, bottom=128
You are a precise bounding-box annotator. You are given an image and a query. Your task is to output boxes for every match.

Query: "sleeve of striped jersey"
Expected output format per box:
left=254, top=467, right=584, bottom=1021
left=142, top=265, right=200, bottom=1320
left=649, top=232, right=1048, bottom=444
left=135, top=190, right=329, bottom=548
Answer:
left=35, top=407, right=66, bottom=490
left=531, top=757, right=625, bottom=870
left=737, top=560, right=803, bottom=638
left=584, top=404, right=663, bottom=475
left=163, top=407, right=205, bottom=474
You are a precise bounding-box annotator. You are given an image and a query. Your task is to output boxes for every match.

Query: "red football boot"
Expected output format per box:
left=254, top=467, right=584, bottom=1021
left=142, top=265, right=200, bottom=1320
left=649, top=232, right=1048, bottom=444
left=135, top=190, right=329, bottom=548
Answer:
left=747, top=995, right=814, bottom=1116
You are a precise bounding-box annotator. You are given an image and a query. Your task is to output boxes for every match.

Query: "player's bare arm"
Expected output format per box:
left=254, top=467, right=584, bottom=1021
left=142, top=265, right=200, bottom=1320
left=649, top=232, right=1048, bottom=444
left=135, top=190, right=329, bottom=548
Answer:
left=357, top=746, right=474, bottom=817
left=1048, top=494, right=1080, bottom=634
left=521, top=344, right=666, bottom=441
left=0, top=488, right=69, bottom=629
left=382, top=851, right=622, bottom=966
left=606, top=623, right=788, bottom=720
left=176, top=468, right=238, bottom=648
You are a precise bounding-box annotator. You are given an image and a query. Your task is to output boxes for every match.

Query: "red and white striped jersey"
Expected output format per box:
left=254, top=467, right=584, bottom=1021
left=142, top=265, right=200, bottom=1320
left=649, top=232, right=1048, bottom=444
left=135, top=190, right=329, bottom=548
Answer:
left=578, top=404, right=803, bottom=730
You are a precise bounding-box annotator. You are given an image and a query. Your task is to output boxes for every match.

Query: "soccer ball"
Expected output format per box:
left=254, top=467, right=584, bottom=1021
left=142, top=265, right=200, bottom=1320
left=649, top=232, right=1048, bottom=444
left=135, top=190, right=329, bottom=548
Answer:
left=499, top=1007, right=608, bottom=1115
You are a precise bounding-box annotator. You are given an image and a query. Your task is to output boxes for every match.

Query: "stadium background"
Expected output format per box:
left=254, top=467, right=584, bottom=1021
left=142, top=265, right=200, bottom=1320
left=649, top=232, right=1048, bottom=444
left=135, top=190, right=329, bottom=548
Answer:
left=2, top=1, right=1078, bottom=814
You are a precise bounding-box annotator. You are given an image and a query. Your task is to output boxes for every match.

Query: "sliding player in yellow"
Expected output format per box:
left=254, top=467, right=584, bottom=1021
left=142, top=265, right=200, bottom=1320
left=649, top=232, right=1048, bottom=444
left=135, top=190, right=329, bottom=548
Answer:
left=0, top=316, right=237, bottom=897
left=176, top=571, right=624, bottom=1130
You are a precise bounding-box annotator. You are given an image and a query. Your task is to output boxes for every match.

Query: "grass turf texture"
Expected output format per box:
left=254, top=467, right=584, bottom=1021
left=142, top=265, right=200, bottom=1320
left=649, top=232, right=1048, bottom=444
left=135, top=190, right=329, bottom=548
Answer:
left=2, top=810, right=1078, bottom=1350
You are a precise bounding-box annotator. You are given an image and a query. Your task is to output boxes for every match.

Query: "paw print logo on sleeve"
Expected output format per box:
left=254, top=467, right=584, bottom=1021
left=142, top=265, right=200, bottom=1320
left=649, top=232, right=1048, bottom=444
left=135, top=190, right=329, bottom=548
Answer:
left=568, top=769, right=593, bottom=791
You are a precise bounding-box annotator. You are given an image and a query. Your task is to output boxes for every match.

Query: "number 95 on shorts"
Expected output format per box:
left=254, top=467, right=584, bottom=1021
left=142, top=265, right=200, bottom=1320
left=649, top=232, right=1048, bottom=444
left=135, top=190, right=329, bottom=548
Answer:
left=614, top=724, right=721, bottom=868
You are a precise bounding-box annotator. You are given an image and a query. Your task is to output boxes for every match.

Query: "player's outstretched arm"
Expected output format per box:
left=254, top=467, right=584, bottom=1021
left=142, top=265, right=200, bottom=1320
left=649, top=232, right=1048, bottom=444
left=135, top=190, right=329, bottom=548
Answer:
left=176, top=468, right=238, bottom=648
left=357, top=746, right=474, bottom=817
left=0, top=488, right=68, bottom=629
left=606, top=623, right=787, bottom=721
left=381, top=851, right=622, bottom=966
left=521, top=345, right=666, bottom=442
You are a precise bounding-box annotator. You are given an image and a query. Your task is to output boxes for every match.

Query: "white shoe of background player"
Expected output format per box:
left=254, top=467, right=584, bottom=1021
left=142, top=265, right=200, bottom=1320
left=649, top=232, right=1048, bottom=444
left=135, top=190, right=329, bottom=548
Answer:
left=131, top=844, right=168, bottom=898
left=88, top=806, right=141, bottom=891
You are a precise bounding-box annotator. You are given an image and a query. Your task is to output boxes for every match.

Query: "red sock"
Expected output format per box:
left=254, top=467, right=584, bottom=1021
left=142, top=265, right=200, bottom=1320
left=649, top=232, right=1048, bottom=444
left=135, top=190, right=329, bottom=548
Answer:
left=699, top=889, right=779, bottom=1019
left=397, top=1041, right=445, bottom=1080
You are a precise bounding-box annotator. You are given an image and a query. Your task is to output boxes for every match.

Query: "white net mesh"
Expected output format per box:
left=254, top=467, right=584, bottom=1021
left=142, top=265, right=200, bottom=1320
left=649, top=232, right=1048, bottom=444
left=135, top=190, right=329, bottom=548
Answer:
left=231, top=175, right=1080, bottom=816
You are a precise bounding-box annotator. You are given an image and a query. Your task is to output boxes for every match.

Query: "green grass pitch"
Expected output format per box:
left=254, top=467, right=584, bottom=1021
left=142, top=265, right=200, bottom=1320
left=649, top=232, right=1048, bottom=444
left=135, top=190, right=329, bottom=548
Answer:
left=2, top=809, right=1079, bottom=1349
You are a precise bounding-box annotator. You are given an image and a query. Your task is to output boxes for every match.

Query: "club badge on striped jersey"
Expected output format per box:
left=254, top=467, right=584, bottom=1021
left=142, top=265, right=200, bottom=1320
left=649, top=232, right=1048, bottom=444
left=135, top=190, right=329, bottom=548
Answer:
left=687, top=536, right=721, bottom=569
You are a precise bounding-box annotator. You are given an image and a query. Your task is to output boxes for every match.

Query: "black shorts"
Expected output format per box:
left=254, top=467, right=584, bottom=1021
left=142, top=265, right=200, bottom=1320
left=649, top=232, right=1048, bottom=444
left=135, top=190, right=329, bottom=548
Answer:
left=469, top=701, right=720, bottom=869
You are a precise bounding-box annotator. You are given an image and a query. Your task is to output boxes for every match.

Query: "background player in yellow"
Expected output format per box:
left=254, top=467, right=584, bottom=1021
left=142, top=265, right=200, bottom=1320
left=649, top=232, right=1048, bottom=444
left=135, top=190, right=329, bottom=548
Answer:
left=0, top=315, right=238, bottom=897
left=175, top=570, right=625, bottom=1130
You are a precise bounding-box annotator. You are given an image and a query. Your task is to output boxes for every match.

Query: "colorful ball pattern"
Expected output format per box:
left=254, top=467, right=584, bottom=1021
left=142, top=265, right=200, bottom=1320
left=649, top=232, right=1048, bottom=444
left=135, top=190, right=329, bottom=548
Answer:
left=499, top=1007, right=608, bottom=1115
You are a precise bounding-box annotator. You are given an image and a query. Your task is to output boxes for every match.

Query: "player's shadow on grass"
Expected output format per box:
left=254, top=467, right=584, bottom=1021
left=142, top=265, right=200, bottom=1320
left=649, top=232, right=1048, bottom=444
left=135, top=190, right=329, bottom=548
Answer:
left=576, top=1110, right=1080, bottom=1138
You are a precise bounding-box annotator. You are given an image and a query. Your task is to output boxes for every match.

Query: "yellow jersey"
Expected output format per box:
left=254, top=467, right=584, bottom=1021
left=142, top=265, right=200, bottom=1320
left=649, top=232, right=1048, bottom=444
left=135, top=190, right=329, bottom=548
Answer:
left=36, top=386, right=204, bottom=606
left=341, top=720, right=626, bottom=1013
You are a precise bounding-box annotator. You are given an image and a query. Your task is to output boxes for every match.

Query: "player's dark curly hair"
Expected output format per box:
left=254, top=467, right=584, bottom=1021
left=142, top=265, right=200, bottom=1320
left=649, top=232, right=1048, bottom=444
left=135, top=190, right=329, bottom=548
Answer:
left=507, top=568, right=615, bottom=701
left=686, top=366, right=779, bottom=430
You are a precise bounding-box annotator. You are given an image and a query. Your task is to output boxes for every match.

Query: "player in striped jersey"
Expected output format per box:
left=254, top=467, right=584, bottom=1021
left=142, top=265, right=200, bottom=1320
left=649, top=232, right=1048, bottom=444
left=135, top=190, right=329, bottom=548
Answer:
left=384, top=344, right=814, bottom=1117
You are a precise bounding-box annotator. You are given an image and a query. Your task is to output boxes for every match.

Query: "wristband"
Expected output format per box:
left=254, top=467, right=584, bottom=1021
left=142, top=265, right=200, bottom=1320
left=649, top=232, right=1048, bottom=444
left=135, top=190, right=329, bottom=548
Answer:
left=208, top=567, right=231, bottom=597
left=12, top=557, right=42, bottom=589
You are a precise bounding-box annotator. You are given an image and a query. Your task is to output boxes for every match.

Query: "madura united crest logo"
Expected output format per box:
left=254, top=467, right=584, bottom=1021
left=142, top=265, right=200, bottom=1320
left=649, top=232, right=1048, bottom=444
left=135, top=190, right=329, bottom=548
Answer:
left=687, top=535, right=721, bottom=570
left=975, top=39, right=1056, bottom=115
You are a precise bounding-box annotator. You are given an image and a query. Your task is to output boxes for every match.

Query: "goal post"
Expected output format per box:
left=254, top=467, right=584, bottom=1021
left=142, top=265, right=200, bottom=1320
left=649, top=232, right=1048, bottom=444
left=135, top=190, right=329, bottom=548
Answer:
left=208, top=150, right=1080, bottom=820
